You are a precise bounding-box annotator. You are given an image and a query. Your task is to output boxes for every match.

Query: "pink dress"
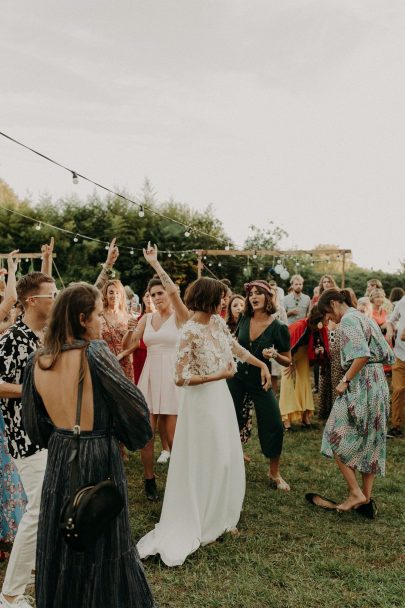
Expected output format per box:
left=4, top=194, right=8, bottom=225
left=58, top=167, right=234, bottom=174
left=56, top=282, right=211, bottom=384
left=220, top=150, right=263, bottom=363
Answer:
left=138, top=313, right=181, bottom=415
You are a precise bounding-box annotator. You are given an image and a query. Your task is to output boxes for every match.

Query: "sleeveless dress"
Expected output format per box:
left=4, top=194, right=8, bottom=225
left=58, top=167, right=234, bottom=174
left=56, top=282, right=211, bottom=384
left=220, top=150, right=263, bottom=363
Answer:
left=21, top=340, right=156, bottom=608
left=138, top=312, right=181, bottom=415
left=101, top=315, right=134, bottom=382
left=137, top=315, right=249, bottom=567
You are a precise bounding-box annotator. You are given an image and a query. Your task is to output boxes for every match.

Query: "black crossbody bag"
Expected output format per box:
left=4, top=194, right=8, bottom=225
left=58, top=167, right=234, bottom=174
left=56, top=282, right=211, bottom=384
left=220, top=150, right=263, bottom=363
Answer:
left=60, top=347, right=124, bottom=552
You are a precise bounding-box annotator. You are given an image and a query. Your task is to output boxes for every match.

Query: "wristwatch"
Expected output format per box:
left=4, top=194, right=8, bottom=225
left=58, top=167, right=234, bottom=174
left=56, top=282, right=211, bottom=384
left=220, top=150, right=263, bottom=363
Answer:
left=342, top=374, right=350, bottom=384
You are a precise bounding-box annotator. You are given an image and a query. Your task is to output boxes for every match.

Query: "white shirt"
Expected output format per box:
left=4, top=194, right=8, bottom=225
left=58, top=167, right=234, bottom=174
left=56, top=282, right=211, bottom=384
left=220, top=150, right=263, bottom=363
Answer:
left=388, top=296, right=405, bottom=361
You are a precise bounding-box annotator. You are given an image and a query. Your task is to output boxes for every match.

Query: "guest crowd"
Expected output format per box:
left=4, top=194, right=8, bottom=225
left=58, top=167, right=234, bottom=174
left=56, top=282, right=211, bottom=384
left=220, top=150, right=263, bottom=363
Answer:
left=0, top=237, right=403, bottom=607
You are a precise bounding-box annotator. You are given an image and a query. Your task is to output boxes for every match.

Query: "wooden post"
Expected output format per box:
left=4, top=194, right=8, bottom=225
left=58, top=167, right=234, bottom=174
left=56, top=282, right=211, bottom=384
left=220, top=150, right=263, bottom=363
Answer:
left=341, top=251, right=346, bottom=288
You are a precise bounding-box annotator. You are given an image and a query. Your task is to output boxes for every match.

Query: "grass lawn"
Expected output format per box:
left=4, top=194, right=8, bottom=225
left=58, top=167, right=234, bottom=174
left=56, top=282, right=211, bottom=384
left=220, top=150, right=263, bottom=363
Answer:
left=1, top=421, right=404, bottom=607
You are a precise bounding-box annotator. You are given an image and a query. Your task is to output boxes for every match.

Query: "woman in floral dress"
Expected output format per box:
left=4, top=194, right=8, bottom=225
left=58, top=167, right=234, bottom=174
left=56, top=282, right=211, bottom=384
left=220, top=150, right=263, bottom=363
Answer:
left=317, top=289, right=394, bottom=512
left=0, top=414, right=26, bottom=560
left=101, top=280, right=134, bottom=381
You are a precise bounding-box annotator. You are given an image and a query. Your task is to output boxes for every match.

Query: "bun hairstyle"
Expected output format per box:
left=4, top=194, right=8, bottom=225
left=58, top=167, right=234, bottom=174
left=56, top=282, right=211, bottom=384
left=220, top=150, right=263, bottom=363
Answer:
left=317, top=288, right=355, bottom=315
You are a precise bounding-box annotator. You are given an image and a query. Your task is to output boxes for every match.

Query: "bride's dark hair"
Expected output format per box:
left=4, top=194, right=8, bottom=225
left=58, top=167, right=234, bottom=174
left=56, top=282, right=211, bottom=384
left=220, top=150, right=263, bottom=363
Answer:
left=37, top=282, right=100, bottom=370
left=184, top=277, right=225, bottom=314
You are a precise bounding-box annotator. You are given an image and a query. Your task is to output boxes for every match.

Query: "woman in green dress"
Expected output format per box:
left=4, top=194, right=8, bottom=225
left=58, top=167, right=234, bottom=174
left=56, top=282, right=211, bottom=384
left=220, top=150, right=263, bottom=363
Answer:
left=227, top=280, right=292, bottom=490
left=317, top=288, right=394, bottom=512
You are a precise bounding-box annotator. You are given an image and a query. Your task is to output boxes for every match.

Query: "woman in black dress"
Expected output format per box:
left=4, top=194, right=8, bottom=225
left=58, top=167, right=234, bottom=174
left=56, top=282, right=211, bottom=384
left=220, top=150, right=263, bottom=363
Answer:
left=22, top=283, right=156, bottom=608
left=227, top=280, right=292, bottom=490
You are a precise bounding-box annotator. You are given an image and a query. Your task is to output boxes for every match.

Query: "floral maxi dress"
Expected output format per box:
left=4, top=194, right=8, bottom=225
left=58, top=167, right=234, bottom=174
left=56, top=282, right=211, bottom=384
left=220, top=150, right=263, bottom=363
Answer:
left=321, top=309, right=394, bottom=476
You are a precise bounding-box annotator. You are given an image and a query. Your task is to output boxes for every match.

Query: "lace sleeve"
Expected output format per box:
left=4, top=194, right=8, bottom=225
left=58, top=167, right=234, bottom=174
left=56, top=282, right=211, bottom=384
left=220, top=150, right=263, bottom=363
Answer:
left=215, top=315, right=251, bottom=363
left=174, top=326, right=198, bottom=386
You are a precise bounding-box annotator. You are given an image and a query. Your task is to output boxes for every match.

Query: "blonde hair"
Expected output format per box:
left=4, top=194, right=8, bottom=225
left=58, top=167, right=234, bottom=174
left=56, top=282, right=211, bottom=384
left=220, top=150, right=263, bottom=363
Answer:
left=102, top=280, right=127, bottom=314
left=357, top=297, right=373, bottom=318
left=368, top=288, right=385, bottom=303
left=290, top=274, right=304, bottom=284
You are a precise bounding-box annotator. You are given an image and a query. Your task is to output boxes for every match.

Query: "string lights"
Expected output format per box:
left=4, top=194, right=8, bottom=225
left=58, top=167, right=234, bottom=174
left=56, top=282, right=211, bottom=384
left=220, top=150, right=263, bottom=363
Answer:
left=0, top=130, right=231, bottom=249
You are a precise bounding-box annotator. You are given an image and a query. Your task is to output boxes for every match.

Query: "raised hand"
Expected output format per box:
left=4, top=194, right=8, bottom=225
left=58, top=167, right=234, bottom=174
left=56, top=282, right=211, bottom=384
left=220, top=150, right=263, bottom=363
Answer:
left=41, top=237, right=54, bottom=261
left=106, top=237, right=119, bottom=267
left=143, top=242, right=158, bottom=265
left=7, top=250, right=19, bottom=275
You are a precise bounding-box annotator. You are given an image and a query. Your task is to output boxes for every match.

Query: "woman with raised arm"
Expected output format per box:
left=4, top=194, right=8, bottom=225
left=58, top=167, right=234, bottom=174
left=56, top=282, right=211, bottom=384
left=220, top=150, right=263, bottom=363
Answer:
left=316, top=288, right=394, bottom=514
left=21, top=283, right=156, bottom=608
left=0, top=251, right=19, bottom=333
left=124, top=243, right=190, bottom=501
left=137, top=277, right=270, bottom=566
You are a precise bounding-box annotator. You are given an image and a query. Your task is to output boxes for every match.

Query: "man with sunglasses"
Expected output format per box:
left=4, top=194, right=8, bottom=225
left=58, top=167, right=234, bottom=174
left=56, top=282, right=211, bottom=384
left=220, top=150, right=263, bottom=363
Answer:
left=0, top=271, right=56, bottom=608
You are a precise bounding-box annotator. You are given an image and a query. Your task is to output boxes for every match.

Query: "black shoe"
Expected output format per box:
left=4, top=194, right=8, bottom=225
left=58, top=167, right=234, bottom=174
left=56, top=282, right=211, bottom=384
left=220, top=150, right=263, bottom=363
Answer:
left=387, top=428, right=403, bottom=438
left=355, top=499, right=378, bottom=519
left=144, top=477, right=159, bottom=501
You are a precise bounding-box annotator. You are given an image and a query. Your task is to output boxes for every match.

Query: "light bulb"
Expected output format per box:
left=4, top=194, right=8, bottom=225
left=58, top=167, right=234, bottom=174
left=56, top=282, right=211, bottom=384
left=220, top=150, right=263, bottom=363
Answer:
left=218, top=262, right=222, bottom=267
left=73, top=235, right=79, bottom=243
left=130, top=249, right=134, bottom=255
left=208, top=262, right=212, bottom=267
left=168, top=252, right=172, bottom=258
left=253, top=251, right=257, bottom=259
left=138, top=206, right=145, bottom=218
left=25, top=258, right=29, bottom=262
left=72, top=172, right=79, bottom=185
left=184, top=229, right=191, bottom=238
left=35, top=222, right=41, bottom=231
left=225, top=242, right=230, bottom=251
left=105, top=243, right=109, bottom=250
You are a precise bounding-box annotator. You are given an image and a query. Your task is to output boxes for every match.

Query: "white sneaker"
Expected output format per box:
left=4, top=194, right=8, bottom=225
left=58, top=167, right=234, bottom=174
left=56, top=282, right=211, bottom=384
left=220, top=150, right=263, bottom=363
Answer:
left=0, top=594, right=34, bottom=607
left=156, top=450, right=170, bottom=464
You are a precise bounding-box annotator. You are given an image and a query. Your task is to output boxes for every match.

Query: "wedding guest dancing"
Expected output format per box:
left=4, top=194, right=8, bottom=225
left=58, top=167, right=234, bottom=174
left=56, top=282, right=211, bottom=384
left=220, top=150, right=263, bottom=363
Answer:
left=124, top=243, right=190, bottom=501
left=316, top=288, right=394, bottom=513
left=21, top=283, right=156, bottom=608
left=227, top=280, right=291, bottom=491
left=137, top=277, right=270, bottom=566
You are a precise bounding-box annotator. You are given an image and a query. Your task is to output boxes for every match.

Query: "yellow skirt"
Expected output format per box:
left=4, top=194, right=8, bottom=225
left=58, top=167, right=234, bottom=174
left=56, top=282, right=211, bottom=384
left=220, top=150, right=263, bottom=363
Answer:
left=279, top=345, right=315, bottom=422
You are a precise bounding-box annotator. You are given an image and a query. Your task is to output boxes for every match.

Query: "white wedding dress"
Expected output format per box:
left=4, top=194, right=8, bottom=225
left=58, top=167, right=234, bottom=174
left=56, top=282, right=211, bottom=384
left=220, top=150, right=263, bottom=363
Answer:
left=137, top=315, right=250, bottom=567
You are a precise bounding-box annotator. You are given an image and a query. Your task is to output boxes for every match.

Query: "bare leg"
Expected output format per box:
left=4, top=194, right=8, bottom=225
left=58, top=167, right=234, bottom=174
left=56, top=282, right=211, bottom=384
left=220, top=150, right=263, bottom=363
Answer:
left=334, top=456, right=367, bottom=510
left=141, top=414, right=157, bottom=479
left=161, top=414, right=177, bottom=450
left=362, top=472, right=375, bottom=502
left=157, top=416, right=170, bottom=452
left=268, top=456, right=290, bottom=491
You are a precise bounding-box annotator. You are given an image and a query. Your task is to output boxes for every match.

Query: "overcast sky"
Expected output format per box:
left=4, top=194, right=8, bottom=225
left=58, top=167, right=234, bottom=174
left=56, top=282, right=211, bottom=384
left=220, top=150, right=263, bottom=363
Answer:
left=1, top=0, right=404, bottom=271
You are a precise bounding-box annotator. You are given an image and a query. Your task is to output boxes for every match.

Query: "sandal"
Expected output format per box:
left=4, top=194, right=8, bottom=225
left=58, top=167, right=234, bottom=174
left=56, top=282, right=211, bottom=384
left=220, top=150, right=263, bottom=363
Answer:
left=305, top=493, right=337, bottom=510
left=355, top=499, right=378, bottom=519
left=269, top=475, right=290, bottom=491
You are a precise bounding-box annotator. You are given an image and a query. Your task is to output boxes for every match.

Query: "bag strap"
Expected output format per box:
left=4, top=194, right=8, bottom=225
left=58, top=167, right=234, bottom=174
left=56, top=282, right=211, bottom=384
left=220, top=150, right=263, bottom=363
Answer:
left=68, top=344, right=114, bottom=490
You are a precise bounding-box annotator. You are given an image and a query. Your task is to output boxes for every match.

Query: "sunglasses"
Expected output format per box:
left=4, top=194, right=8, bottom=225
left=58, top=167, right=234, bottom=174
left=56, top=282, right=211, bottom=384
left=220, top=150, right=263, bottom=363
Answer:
left=29, top=291, right=59, bottom=300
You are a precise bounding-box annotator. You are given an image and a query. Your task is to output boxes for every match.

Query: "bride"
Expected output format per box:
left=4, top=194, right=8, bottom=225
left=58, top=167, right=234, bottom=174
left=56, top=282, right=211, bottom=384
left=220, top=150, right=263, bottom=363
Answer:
left=137, top=277, right=271, bottom=566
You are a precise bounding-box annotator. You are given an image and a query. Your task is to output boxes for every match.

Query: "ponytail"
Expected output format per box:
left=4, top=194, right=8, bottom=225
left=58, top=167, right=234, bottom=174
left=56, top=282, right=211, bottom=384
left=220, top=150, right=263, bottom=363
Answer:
left=317, top=288, right=354, bottom=315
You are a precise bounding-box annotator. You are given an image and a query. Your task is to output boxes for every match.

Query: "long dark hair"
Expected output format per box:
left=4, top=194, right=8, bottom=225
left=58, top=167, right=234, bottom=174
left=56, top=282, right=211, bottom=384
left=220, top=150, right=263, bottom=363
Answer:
left=226, top=294, right=245, bottom=334
left=244, top=282, right=276, bottom=317
left=37, top=283, right=100, bottom=370
left=317, top=288, right=355, bottom=316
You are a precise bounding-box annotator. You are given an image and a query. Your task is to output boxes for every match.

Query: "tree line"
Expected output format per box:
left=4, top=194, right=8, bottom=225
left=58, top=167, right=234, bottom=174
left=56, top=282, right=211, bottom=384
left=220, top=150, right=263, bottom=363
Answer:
left=1, top=178, right=404, bottom=297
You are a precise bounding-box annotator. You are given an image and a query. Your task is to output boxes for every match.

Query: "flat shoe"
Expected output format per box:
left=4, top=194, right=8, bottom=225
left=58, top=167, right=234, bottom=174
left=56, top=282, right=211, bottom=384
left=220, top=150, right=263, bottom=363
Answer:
left=355, top=499, right=378, bottom=519
left=305, top=493, right=337, bottom=510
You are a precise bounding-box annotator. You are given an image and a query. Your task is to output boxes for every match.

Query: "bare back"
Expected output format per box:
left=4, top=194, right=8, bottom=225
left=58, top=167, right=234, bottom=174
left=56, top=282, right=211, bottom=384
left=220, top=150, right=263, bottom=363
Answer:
left=34, top=349, right=94, bottom=431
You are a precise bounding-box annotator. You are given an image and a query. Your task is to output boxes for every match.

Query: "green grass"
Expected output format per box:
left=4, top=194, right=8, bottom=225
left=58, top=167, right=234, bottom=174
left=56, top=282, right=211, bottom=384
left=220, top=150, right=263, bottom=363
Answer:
left=1, top=421, right=404, bottom=608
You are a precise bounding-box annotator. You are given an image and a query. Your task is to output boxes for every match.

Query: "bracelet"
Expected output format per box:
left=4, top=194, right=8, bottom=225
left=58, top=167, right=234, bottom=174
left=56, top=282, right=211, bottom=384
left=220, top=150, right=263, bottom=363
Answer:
left=200, top=375, right=208, bottom=384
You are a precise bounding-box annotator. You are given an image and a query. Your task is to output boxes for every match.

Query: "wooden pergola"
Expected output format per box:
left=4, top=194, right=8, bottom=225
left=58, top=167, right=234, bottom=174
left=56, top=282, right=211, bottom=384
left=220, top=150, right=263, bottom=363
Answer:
left=196, top=248, right=352, bottom=287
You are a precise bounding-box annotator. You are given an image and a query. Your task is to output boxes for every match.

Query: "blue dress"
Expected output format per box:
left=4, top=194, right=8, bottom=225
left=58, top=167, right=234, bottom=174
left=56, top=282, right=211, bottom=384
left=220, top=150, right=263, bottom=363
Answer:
left=0, top=413, right=26, bottom=549
left=22, top=340, right=157, bottom=608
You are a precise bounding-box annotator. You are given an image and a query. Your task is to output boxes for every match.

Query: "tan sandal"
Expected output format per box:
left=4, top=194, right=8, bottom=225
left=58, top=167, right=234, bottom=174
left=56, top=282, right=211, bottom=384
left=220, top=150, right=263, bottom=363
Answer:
left=269, top=475, right=290, bottom=491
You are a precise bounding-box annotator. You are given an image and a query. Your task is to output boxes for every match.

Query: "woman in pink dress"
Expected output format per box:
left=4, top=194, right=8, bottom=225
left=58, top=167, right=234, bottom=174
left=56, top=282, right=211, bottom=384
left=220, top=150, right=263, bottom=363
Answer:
left=125, top=243, right=190, bottom=501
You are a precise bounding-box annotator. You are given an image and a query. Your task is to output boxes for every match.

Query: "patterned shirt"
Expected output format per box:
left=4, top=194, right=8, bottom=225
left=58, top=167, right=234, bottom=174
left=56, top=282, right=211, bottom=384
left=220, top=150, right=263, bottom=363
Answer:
left=0, top=318, right=42, bottom=458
